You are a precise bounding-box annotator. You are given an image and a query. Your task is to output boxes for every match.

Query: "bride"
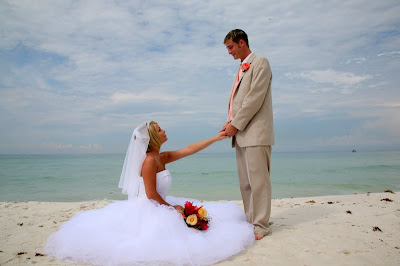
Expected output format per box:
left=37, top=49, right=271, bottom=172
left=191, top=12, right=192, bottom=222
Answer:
left=45, top=122, right=255, bottom=265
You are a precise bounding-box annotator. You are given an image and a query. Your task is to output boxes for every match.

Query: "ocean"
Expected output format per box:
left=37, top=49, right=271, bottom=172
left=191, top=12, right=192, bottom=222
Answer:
left=0, top=150, right=399, bottom=202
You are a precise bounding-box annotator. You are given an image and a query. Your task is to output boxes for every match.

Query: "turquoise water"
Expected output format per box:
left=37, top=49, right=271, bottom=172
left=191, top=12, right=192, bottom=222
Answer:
left=0, top=151, right=399, bottom=202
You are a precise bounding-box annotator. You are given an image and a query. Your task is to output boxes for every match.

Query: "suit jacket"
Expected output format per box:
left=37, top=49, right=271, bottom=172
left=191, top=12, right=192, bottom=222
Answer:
left=229, top=53, right=274, bottom=147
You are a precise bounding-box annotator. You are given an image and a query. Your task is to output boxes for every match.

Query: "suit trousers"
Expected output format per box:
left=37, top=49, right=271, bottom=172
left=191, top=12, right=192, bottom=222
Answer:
left=235, top=143, right=271, bottom=235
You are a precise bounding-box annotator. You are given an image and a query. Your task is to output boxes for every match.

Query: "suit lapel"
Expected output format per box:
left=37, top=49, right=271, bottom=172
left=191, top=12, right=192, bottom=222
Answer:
left=237, top=53, right=256, bottom=88
left=228, top=53, right=256, bottom=108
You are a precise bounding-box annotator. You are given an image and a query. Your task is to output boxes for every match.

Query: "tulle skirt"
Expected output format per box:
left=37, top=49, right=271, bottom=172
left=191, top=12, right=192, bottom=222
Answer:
left=45, top=196, right=255, bottom=265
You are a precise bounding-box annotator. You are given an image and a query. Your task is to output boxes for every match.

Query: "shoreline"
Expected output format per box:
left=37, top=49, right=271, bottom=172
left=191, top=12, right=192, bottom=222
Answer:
left=1, top=192, right=399, bottom=265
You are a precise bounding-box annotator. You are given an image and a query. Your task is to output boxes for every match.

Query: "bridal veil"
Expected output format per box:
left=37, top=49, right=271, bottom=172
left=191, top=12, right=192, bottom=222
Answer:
left=118, top=122, right=150, bottom=199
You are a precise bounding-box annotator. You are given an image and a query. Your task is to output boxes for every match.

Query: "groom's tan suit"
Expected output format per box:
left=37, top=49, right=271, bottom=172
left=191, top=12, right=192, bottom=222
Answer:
left=229, top=53, right=274, bottom=235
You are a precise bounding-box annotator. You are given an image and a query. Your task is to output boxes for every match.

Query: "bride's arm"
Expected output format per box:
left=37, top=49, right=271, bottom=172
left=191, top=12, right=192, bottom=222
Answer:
left=142, top=156, right=183, bottom=212
left=161, top=131, right=227, bottom=165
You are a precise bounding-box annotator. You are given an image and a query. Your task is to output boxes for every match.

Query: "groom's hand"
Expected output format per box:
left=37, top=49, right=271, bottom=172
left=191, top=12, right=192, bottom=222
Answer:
left=224, top=122, right=238, bottom=137
left=220, top=122, right=230, bottom=132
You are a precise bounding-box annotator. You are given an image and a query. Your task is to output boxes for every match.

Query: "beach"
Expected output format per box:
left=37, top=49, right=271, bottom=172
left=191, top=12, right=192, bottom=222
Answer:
left=1, top=192, right=399, bottom=265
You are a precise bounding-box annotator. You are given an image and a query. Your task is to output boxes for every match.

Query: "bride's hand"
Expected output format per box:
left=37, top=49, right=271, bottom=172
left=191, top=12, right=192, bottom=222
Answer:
left=215, top=131, right=228, bottom=141
left=173, top=205, right=184, bottom=213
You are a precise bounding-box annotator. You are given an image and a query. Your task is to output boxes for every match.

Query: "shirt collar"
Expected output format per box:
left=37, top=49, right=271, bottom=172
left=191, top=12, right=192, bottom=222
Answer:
left=241, top=52, right=253, bottom=64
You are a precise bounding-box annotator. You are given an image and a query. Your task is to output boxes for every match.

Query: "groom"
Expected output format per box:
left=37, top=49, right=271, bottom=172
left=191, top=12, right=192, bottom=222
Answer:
left=221, top=29, right=274, bottom=240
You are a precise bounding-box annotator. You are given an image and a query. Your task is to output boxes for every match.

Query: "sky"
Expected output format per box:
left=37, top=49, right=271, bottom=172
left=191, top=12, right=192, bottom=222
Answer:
left=1, top=0, right=399, bottom=154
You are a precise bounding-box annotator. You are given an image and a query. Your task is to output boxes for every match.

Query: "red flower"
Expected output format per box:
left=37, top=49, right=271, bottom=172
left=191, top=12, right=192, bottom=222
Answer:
left=200, top=220, right=209, bottom=230
left=182, top=201, right=209, bottom=231
left=184, top=201, right=199, bottom=216
left=242, top=63, right=250, bottom=71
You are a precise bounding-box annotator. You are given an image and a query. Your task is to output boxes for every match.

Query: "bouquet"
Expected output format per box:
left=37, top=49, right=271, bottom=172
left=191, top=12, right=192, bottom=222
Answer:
left=180, top=201, right=209, bottom=231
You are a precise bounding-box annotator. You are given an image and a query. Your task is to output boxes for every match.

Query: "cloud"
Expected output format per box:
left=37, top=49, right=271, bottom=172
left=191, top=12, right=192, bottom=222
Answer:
left=345, top=57, right=367, bottom=64
left=1, top=0, right=400, bottom=153
left=79, top=144, right=103, bottom=150
left=377, top=51, right=400, bottom=57
left=320, top=115, right=400, bottom=150
left=110, top=92, right=183, bottom=104
left=44, top=143, right=73, bottom=150
left=362, top=110, right=400, bottom=138
left=286, top=69, right=372, bottom=87
left=321, top=134, right=388, bottom=149
left=369, top=81, right=387, bottom=88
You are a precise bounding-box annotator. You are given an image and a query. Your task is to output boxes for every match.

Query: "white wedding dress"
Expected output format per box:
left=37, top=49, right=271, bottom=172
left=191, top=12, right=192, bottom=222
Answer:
left=45, top=170, right=255, bottom=265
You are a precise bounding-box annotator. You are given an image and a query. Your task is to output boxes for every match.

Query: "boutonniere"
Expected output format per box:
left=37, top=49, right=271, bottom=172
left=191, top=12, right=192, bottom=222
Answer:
left=242, top=63, right=250, bottom=72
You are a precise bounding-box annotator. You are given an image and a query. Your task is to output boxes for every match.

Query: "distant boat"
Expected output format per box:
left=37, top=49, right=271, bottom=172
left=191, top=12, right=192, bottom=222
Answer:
left=352, top=149, right=357, bottom=152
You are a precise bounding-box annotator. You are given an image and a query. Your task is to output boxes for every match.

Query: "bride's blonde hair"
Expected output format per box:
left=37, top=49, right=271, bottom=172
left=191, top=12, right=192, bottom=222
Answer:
left=147, top=121, right=161, bottom=152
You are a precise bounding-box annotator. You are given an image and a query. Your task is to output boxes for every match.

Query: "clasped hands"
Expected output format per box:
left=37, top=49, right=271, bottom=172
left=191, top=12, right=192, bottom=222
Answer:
left=220, top=121, right=238, bottom=137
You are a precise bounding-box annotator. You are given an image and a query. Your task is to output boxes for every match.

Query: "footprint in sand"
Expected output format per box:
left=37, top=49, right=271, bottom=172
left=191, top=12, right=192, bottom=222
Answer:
left=341, top=250, right=351, bottom=255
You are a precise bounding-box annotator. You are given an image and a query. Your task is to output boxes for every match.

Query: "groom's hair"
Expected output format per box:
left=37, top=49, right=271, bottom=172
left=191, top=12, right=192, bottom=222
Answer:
left=224, top=29, right=249, bottom=48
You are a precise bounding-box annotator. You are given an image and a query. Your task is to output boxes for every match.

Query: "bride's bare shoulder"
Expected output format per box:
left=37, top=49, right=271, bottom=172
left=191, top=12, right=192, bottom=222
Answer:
left=142, top=154, right=157, bottom=169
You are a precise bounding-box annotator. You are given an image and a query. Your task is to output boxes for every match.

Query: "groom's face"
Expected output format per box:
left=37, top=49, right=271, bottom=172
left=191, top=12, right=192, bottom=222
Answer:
left=225, top=39, right=244, bottom=61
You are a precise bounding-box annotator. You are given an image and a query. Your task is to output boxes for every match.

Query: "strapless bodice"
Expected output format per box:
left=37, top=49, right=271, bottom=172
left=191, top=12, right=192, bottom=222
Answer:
left=138, top=170, right=172, bottom=200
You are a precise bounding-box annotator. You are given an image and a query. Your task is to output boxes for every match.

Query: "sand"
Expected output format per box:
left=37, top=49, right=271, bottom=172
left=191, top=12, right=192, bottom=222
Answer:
left=1, top=192, right=399, bottom=265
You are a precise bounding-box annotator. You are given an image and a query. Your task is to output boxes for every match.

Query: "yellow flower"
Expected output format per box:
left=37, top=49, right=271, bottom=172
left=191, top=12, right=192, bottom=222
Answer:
left=197, top=207, right=207, bottom=219
left=186, top=214, right=197, bottom=226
